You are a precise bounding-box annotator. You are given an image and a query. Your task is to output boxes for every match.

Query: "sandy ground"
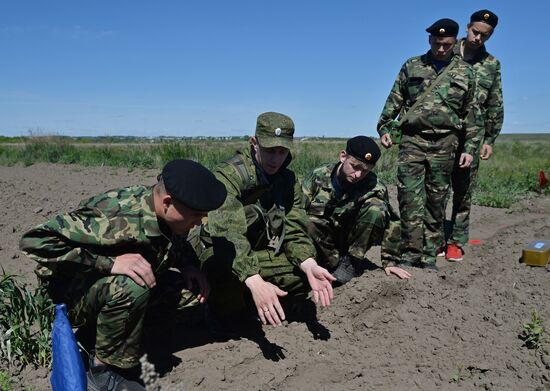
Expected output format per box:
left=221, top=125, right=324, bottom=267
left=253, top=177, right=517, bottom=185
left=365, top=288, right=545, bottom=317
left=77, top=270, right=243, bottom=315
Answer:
left=1, top=163, right=550, bottom=391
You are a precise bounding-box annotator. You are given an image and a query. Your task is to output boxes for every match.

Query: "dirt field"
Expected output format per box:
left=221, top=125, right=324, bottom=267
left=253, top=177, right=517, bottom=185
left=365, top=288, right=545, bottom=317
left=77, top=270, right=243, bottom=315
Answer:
left=1, top=163, right=550, bottom=391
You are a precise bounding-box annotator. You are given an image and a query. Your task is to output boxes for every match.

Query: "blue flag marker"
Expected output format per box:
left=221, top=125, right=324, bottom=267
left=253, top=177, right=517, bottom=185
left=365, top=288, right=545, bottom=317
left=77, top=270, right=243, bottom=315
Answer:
left=51, top=304, right=87, bottom=391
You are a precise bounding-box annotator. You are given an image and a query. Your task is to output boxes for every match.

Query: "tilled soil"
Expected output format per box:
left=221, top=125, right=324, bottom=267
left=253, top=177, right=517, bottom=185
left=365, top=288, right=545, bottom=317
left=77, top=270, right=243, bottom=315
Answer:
left=1, top=163, right=549, bottom=391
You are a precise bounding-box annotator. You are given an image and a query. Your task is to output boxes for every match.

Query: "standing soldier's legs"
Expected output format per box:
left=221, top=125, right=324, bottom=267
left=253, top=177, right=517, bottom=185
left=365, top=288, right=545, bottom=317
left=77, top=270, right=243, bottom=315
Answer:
left=424, top=134, right=458, bottom=264
left=449, top=152, right=481, bottom=247
left=347, top=198, right=388, bottom=259
left=306, top=215, right=340, bottom=270
left=397, top=135, right=428, bottom=264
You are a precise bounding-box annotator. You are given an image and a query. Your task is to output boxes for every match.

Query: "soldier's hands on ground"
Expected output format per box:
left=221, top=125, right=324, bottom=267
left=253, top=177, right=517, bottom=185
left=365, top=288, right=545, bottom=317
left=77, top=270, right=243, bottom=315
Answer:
left=245, top=274, right=288, bottom=326
left=112, top=253, right=156, bottom=288
left=183, top=265, right=210, bottom=303
left=300, top=258, right=336, bottom=307
left=480, top=144, right=493, bottom=160
left=458, top=152, right=473, bottom=168
left=380, top=133, right=393, bottom=149
left=384, top=266, right=412, bottom=280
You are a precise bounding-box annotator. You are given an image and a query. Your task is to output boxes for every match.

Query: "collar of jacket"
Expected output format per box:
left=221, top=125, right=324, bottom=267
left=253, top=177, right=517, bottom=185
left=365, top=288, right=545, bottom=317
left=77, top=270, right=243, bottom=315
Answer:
left=453, top=38, right=488, bottom=63
left=142, top=186, right=170, bottom=240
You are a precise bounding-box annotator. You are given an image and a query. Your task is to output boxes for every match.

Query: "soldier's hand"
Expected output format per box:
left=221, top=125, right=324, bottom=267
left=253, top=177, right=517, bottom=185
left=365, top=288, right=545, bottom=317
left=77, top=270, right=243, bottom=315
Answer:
left=380, top=133, right=393, bottom=149
left=300, top=258, right=335, bottom=307
left=245, top=274, right=287, bottom=326
left=480, top=144, right=493, bottom=160
left=458, top=153, right=473, bottom=168
left=112, top=253, right=156, bottom=288
left=183, top=265, right=210, bottom=304
left=384, top=266, right=412, bottom=279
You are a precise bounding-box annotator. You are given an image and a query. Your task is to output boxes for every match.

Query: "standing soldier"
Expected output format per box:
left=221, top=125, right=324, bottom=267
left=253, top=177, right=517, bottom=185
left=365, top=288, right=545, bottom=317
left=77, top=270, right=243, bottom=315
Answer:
left=191, top=112, right=335, bottom=330
left=20, top=160, right=227, bottom=391
left=302, top=135, right=411, bottom=284
left=377, top=18, right=481, bottom=270
left=444, top=9, right=503, bottom=262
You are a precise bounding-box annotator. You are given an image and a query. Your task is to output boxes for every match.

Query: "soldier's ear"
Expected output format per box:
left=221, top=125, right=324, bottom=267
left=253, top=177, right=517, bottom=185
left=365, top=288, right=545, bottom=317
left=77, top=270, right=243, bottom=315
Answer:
left=161, top=194, right=173, bottom=213
left=339, top=150, right=347, bottom=163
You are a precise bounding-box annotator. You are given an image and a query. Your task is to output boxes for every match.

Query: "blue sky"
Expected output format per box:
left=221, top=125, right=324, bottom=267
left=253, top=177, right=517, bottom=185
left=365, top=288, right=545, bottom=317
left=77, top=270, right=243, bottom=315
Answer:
left=0, top=1, right=547, bottom=138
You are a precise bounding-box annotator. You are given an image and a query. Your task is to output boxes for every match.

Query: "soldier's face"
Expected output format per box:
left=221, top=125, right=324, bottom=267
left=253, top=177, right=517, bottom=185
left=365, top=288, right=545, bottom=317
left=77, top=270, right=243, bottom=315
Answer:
left=429, top=36, right=456, bottom=61
left=465, top=22, right=493, bottom=49
left=338, top=153, right=372, bottom=184
left=164, top=197, right=207, bottom=236
left=252, top=138, right=290, bottom=175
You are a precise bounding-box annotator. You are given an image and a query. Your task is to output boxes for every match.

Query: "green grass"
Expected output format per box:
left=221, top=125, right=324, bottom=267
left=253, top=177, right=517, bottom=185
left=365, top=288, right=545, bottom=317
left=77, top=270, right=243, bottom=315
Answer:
left=0, top=273, right=54, bottom=368
left=0, top=135, right=549, bottom=208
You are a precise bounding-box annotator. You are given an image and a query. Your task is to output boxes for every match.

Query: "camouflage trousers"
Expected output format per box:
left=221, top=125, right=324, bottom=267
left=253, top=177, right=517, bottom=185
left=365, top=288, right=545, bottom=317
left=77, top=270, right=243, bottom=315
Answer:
left=191, top=205, right=309, bottom=315
left=447, top=142, right=481, bottom=247
left=45, top=270, right=199, bottom=368
left=397, top=133, right=458, bottom=264
left=306, top=197, right=400, bottom=270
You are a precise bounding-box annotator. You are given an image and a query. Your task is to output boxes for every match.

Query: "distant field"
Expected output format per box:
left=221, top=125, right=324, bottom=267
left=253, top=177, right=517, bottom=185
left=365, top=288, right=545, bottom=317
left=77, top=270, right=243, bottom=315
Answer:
left=0, top=134, right=549, bottom=208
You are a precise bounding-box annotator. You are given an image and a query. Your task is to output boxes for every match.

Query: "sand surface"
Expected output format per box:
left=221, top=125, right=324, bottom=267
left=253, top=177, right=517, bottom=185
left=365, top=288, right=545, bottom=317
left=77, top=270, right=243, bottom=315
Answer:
left=1, top=163, right=550, bottom=390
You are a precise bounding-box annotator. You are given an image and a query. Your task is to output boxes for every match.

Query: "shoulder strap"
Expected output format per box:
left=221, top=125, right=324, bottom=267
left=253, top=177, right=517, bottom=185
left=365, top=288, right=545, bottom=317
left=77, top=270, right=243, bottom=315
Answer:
left=398, top=56, right=459, bottom=127
left=226, top=154, right=253, bottom=190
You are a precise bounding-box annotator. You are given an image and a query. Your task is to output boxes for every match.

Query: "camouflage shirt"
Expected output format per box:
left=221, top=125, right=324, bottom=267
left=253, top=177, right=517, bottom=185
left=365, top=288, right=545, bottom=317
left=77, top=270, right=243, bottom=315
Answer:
left=20, top=186, right=197, bottom=280
left=301, top=163, right=400, bottom=266
left=377, top=51, right=481, bottom=155
left=454, top=38, right=503, bottom=146
left=206, top=147, right=316, bottom=282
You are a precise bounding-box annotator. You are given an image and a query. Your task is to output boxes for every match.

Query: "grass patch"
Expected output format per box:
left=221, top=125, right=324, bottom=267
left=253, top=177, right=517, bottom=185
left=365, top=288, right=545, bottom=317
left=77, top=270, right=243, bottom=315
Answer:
left=0, top=273, right=54, bottom=367
left=0, top=135, right=549, bottom=208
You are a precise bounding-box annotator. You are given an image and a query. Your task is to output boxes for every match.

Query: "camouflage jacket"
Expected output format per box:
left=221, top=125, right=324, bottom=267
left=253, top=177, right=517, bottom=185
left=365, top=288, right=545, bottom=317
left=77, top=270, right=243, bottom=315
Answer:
left=206, top=147, right=316, bottom=282
left=20, top=186, right=197, bottom=280
left=301, top=163, right=400, bottom=266
left=377, top=51, right=482, bottom=155
left=454, top=38, right=504, bottom=146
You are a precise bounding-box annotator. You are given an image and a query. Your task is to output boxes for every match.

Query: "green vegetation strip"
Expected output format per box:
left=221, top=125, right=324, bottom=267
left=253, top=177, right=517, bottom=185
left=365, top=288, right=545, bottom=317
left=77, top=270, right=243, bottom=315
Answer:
left=1, top=136, right=549, bottom=208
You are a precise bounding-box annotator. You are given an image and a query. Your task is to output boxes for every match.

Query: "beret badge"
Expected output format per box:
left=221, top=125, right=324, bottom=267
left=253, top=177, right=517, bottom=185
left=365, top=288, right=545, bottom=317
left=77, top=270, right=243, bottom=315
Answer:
left=274, top=128, right=282, bottom=136
left=483, top=13, right=490, bottom=20
left=439, top=28, right=445, bottom=34
left=365, top=153, right=372, bottom=161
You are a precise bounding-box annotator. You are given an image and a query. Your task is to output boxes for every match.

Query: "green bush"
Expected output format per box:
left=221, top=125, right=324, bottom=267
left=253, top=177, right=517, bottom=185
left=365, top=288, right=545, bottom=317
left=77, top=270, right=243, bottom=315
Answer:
left=0, top=273, right=54, bottom=367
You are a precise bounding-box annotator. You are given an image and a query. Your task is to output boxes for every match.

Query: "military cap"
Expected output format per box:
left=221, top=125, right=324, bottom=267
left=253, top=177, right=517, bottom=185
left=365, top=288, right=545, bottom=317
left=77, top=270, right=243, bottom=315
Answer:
left=255, top=111, right=294, bottom=150
left=161, top=159, right=227, bottom=211
left=470, top=9, right=498, bottom=28
left=346, top=136, right=381, bottom=165
left=426, top=18, right=459, bottom=37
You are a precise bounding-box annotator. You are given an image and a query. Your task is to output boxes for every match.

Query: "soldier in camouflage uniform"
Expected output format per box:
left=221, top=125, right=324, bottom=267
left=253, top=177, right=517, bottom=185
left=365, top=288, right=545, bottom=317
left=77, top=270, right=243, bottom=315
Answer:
left=20, top=159, right=227, bottom=391
left=444, top=9, right=504, bottom=262
left=302, top=136, right=411, bottom=284
left=191, top=112, right=335, bottom=328
left=377, top=18, right=481, bottom=269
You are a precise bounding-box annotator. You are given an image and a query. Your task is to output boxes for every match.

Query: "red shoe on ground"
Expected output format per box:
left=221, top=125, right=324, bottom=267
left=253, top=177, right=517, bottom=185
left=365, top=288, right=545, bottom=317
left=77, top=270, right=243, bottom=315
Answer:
left=446, top=243, right=463, bottom=262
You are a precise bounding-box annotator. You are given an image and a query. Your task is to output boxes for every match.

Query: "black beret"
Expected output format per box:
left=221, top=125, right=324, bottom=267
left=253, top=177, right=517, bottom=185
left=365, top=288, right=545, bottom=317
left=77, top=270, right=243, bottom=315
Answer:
left=426, top=18, right=459, bottom=37
left=161, top=159, right=227, bottom=212
left=470, top=9, right=498, bottom=28
left=346, top=136, right=381, bottom=165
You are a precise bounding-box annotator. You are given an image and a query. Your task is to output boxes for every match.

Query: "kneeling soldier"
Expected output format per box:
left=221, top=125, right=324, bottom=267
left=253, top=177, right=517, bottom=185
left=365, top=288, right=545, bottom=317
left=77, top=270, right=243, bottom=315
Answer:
left=20, top=159, right=227, bottom=391
left=302, top=136, right=411, bottom=284
left=190, top=112, right=335, bottom=329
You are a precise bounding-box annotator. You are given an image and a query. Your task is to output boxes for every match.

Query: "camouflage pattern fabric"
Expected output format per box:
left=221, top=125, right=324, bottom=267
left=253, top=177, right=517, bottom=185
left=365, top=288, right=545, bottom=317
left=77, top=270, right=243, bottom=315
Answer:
left=377, top=52, right=481, bottom=155
left=301, top=163, right=401, bottom=269
left=190, top=147, right=315, bottom=312
left=20, top=186, right=199, bottom=368
left=446, top=39, right=504, bottom=247
left=398, top=133, right=458, bottom=264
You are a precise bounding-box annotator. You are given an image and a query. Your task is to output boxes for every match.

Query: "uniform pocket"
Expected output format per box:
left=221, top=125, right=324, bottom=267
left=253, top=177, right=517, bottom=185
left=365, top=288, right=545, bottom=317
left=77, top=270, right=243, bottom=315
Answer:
left=444, top=80, right=468, bottom=110
left=406, top=77, right=424, bottom=101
